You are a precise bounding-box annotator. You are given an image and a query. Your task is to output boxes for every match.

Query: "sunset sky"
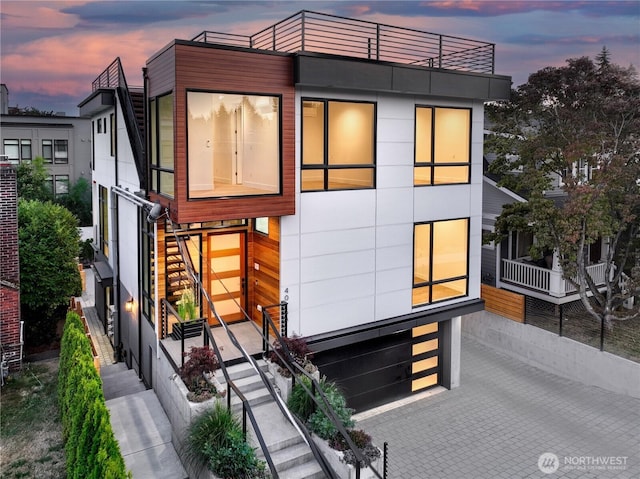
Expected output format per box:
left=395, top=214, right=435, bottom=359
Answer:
left=1, top=1, right=638, bottom=116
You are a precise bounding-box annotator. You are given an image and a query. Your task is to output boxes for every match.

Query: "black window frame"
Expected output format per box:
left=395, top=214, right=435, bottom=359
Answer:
left=412, top=217, right=470, bottom=307
left=301, top=98, right=377, bottom=192
left=414, top=105, right=472, bottom=186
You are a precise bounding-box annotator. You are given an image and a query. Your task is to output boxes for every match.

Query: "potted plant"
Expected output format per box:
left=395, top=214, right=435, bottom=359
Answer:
left=267, top=335, right=318, bottom=402
left=177, top=286, right=198, bottom=321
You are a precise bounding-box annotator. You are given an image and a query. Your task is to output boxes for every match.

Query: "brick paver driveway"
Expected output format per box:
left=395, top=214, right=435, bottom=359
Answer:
left=358, top=337, right=639, bottom=479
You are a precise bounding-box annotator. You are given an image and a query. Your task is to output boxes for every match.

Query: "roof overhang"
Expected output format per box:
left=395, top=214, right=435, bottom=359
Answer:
left=78, top=89, right=115, bottom=118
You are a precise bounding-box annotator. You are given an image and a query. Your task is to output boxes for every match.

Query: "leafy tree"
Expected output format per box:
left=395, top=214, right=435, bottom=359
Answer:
left=16, top=156, right=53, bottom=202
left=486, top=49, right=640, bottom=328
left=18, top=199, right=82, bottom=344
left=57, top=176, right=92, bottom=226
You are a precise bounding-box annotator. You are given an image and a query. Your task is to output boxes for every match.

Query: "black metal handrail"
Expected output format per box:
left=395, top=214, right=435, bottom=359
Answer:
left=262, top=306, right=387, bottom=479
left=192, top=9, right=495, bottom=74
left=160, top=301, right=280, bottom=477
left=166, top=221, right=337, bottom=478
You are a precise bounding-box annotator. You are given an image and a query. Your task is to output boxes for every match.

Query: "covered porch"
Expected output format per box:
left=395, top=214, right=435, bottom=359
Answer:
left=498, top=258, right=607, bottom=303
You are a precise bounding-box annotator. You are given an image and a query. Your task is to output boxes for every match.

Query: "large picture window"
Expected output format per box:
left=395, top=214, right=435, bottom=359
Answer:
left=187, top=91, right=281, bottom=199
left=413, top=218, right=469, bottom=306
left=302, top=99, right=375, bottom=191
left=415, top=106, right=471, bottom=185
left=150, top=93, right=174, bottom=198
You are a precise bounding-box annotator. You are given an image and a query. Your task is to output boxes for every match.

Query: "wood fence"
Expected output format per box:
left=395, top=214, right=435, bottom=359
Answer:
left=481, top=284, right=525, bottom=323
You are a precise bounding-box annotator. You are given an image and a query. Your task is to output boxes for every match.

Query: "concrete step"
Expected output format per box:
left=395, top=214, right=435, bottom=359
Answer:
left=269, top=441, right=314, bottom=472
left=277, top=460, right=326, bottom=479
left=101, top=363, right=147, bottom=400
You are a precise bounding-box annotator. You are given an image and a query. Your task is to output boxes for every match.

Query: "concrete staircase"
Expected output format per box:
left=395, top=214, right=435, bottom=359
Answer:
left=217, top=361, right=326, bottom=479
left=102, top=362, right=188, bottom=478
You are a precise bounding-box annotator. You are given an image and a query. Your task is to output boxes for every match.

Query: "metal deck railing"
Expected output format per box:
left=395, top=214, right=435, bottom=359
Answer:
left=192, top=10, right=495, bottom=74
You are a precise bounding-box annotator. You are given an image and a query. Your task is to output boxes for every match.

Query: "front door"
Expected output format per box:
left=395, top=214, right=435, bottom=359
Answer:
left=208, top=232, right=246, bottom=324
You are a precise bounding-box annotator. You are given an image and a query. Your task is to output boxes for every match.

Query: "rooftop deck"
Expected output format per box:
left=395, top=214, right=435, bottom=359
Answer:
left=192, top=10, right=496, bottom=75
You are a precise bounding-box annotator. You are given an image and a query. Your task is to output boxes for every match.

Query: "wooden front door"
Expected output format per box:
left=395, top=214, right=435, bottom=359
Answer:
left=208, top=232, right=246, bottom=324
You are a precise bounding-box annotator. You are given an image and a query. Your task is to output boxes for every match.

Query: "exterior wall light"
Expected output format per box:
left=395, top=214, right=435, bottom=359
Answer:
left=125, top=298, right=134, bottom=312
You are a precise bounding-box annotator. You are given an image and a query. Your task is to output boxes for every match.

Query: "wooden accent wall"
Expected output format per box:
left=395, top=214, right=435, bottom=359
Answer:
left=248, top=217, right=281, bottom=326
left=147, top=41, right=295, bottom=224
left=481, top=284, right=525, bottom=323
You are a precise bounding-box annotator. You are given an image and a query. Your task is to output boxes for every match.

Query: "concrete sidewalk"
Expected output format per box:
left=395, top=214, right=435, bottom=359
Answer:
left=80, top=268, right=187, bottom=479
left=356, top=336, right=640, bottom=479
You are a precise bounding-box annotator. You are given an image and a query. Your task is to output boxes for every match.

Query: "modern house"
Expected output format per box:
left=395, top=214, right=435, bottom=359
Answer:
left=79, top=11, right=511, bottom=412
left=0, top=86, right=92, bottom=199
left=482, top=156, right=609, bottom=305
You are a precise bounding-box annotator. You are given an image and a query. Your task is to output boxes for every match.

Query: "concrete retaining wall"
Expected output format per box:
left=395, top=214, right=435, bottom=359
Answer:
left=462, top=311, right=640, bottom=398
left=154, top=349, right=217, bottom=479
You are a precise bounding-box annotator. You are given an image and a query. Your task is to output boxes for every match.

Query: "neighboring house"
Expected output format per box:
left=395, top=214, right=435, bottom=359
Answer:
left=0, top=163, right=22, bottom=374
left=79, top=11, right=511, bottom=411
left=482, top=157, right=609, bottom=304
left=0, top=88, right=92, bottom=199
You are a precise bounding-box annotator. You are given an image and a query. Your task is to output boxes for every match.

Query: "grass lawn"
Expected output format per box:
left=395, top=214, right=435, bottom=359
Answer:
left=0, top=359, right=66, bottom=479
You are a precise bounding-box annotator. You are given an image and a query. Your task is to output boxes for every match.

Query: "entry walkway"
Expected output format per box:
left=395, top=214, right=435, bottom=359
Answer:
left=356, top=336, right=640, bottom=479
left=79, top=268, right=187, bottom=479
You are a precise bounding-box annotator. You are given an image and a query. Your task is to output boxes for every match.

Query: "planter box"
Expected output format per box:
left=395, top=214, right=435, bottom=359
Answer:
left=313, top=435, right=383, bottom=479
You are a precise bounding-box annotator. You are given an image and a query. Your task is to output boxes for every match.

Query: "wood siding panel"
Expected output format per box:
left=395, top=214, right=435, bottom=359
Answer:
left=481, top=284, right=525, bottom=322
left=170, top=44, right=295, bottom=223
left=147, top=45, right=176, bottom=98
left=249, top=217, right=280, bottom=325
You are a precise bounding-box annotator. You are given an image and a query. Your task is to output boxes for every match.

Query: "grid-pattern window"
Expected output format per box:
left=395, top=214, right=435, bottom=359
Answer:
left=20, top=140, right=32, bottom=162
left=54, top=140, right=68, bottom=164
left=301, top=99, right=376, bottom=191
left=414, top=106, right=471, bottom=186
left=140, top=210, right=155, bottom=325
left=99, top=185, right=109, bottom=257
left=3, top=139, right=19, bottom=164
left=42, top=140, right=53, bottom=163
left=149, top=94, right=174, bottom=197
left=55, top=175, right=69, bottom=197
left=413, top=218, right=469, bottom=306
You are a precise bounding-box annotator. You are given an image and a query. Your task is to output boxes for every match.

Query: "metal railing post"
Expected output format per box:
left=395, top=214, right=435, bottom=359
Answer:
left=356, top=461, right=361, bottom=479
left=376, top=24, right=380, bottom=60
left=558, top=304, right=563, bottom=337
left=181, top=330, right=185, bottom=367
left=301, top=11, right=305, bottom=51
left=438, top=35, right=443, bottom=68
left=242, top=404, right=247, bottom=439
left=272, top=25, right=276, bottom=50
left=383, top=442, right=388, bottom=479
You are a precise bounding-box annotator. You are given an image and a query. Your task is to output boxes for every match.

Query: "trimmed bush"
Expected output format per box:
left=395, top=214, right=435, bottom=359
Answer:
left=58, top=311, right=130, bottom=479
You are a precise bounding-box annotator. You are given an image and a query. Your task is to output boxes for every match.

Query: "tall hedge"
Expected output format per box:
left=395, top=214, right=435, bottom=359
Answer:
left=58, top=311, right=131, bottom=479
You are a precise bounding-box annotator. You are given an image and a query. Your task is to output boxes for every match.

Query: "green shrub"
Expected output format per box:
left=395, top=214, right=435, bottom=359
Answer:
left=288, top=376, right=354, bottom=440
left=184, top=402, right=267, bottom=478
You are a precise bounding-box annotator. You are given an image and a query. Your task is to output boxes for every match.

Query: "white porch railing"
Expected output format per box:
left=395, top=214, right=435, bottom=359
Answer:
left=501, top=259, right=607, bottom=298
